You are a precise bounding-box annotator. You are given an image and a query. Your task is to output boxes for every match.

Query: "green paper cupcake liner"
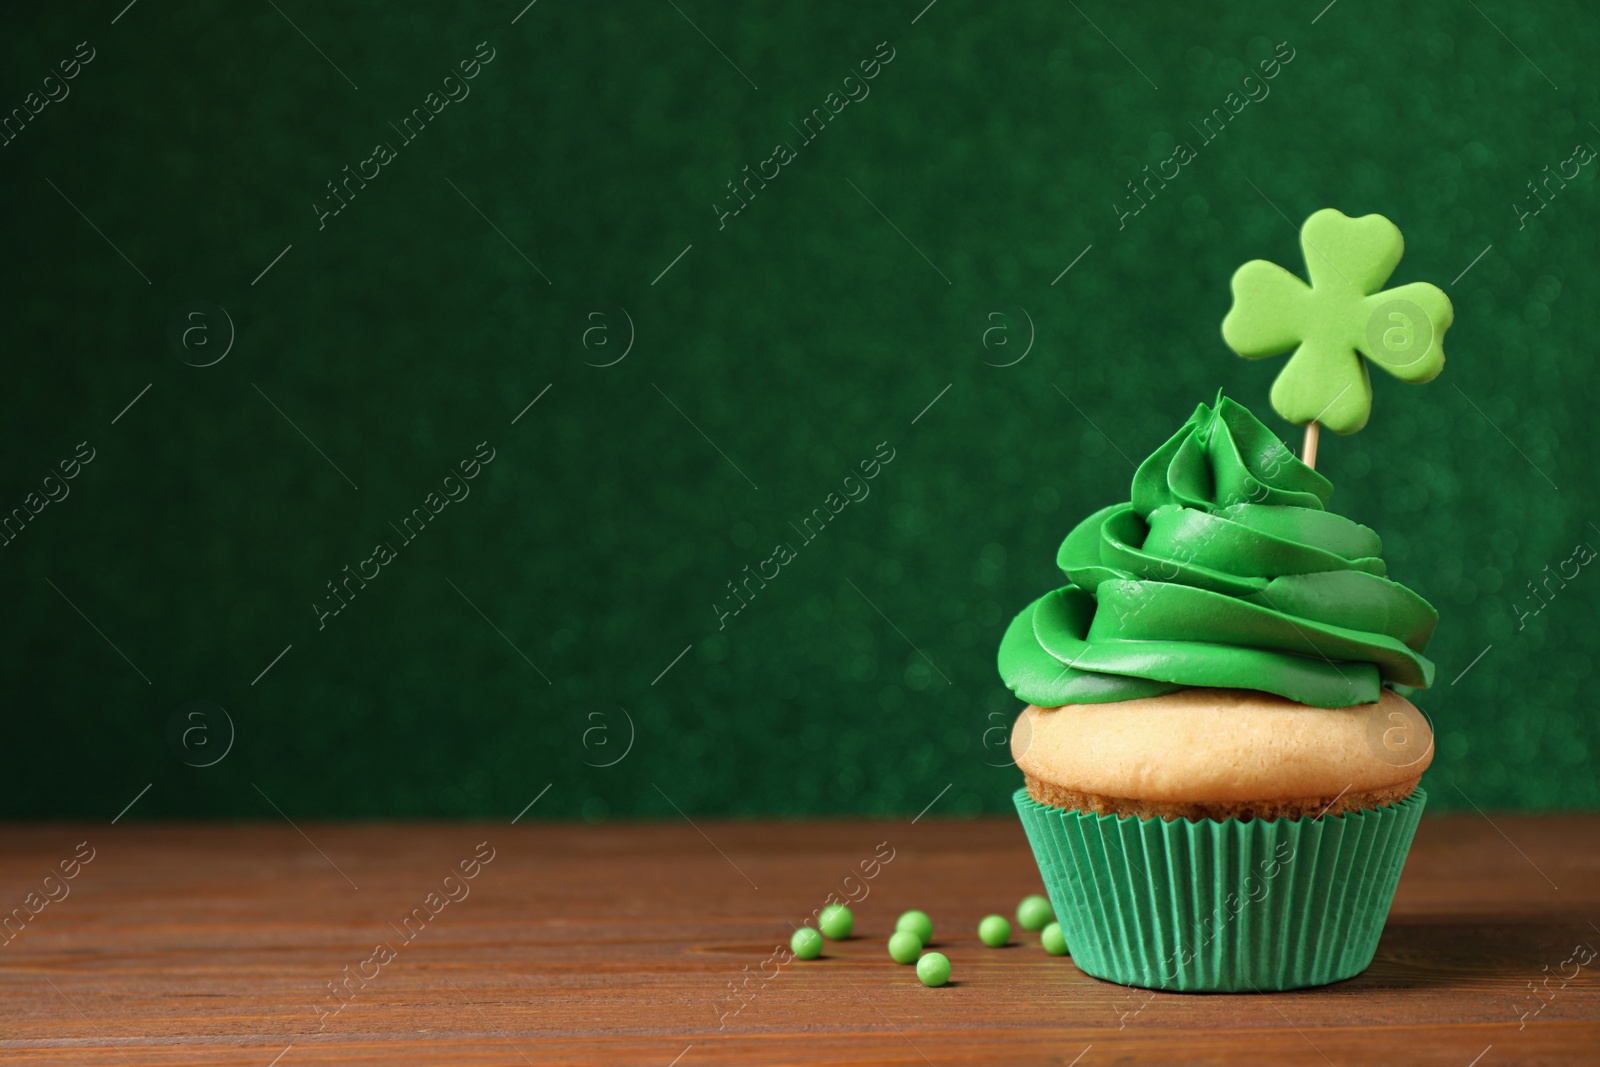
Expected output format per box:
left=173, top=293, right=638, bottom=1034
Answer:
left=1014, top=786, right=1425, bottom=992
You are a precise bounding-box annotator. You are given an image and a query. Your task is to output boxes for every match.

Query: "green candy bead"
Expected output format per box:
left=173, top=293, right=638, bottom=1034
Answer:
left=1040, top=921, right=1068, bottom=956
left=818, top=904, right=854, bottom=940
left=895, top=910, right=933, bottom=944
left=887, top=930, right=922, bottom=964
left=1016, top=895, right=1054, bottom=932
left=916, top=951, right=951, bottom=987
left=978, top=914, right=1010, bottom=947
left=790, top=927, right=822, bottom=960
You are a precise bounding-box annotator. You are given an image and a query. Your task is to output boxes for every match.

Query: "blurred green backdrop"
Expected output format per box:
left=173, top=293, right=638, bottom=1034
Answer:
left=1, top=0, right=1594, bottom=819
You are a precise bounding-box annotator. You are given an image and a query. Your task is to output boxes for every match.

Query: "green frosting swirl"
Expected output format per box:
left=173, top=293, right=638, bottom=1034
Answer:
left=998, top=395, right=1437, bottom=708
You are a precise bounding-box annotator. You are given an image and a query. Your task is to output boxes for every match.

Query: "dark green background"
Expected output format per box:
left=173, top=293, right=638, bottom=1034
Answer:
left=3, top=0, right=1594, bottom=819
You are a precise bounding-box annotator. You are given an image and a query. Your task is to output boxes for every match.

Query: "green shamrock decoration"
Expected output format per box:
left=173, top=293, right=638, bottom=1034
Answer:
left=1221, top=207, right=1453, bottom=435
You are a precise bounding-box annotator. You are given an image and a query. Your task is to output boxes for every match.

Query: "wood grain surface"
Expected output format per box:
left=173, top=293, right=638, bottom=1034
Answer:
left=2, top=810, right=1597, bottom=1065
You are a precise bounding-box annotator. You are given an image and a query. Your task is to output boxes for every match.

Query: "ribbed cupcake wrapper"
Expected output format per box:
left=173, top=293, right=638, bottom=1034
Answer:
left=1014, top=786, right=1426, bottom=992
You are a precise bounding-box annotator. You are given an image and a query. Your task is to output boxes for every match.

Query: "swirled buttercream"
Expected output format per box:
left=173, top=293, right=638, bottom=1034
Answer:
left=998, top=396, right=1436, bottom=708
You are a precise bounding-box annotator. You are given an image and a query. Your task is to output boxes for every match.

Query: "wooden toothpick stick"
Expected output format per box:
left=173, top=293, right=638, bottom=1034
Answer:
left=1302, top=421, right=1320, bottom=470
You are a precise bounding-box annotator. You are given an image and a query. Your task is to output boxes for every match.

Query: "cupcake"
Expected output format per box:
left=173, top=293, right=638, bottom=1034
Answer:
left=1001, top=395, right=1436, bottom=991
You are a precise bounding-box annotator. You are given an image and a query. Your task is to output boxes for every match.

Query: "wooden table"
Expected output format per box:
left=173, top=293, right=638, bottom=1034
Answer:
left=3, top=812, right=1597, bottom=1065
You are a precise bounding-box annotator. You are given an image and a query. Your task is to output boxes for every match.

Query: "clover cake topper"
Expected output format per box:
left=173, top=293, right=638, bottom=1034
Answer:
left=1221, top=207, right=1453, bottom=462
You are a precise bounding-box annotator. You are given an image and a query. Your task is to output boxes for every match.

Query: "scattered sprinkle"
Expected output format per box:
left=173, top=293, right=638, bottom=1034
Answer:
left=979, top=914, right=1011, bottom=947
left=791, top=927, right=823, bottom=960
left=916, top=951, right=951, bottom=987
left=896, top=909, right=934, bottom=944
left=818, top=903, right=854, bottom=940
left=1041, top=921, right=1069, bottom=956
left=887, top=930, right=922, bottom=964
left=1017, top=894, right=1054, bottom=932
